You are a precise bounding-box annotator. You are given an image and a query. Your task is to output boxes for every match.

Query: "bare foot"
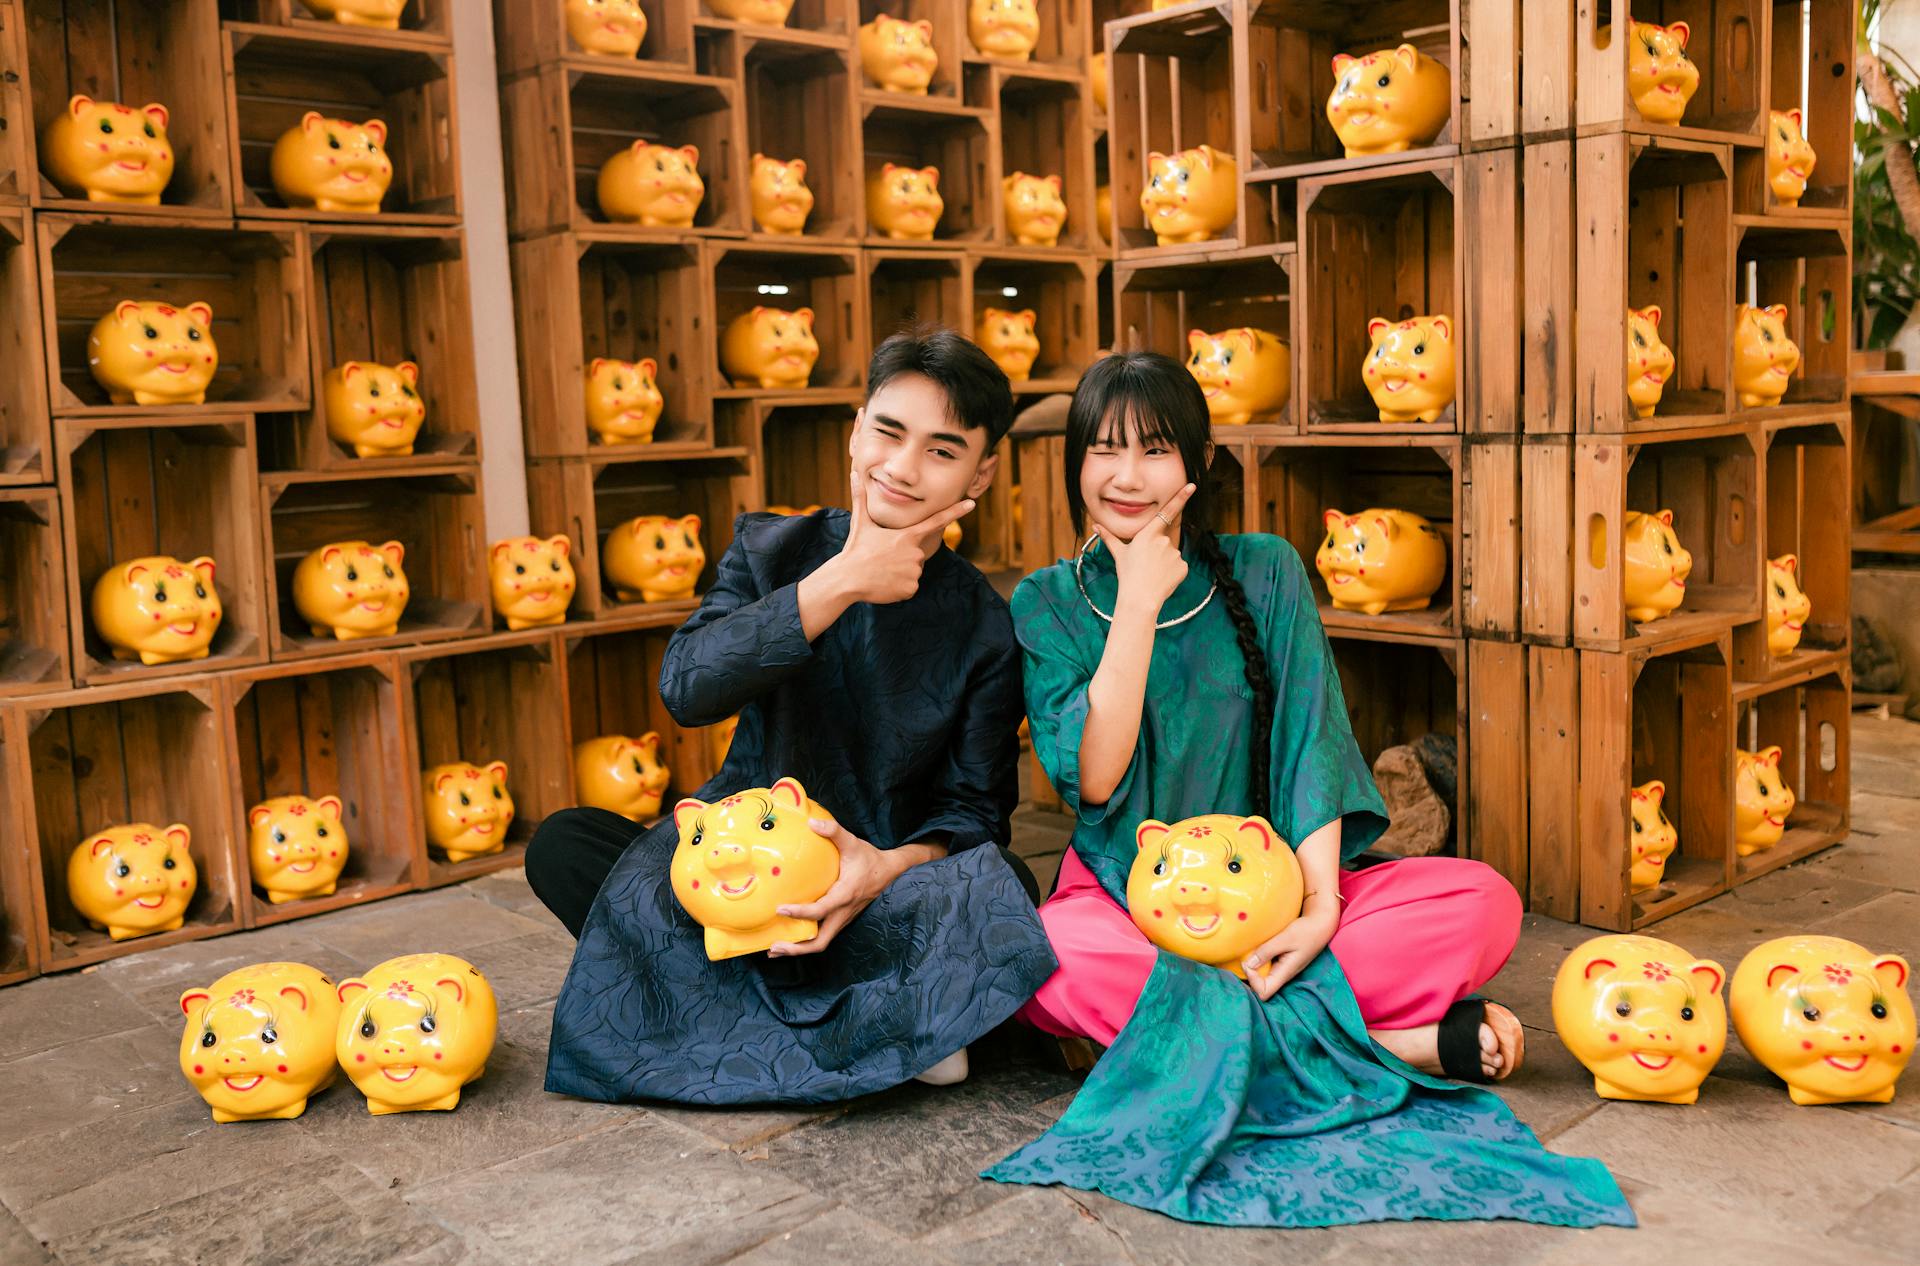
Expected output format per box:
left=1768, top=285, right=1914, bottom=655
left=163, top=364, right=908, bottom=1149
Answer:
left=1370, top=1003, right=1526, bottom=1082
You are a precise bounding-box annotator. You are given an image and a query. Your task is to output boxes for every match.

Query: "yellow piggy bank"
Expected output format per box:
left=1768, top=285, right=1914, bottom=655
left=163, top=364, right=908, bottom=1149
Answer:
left=1140, top=145, right=1236, bottom=245
left=1767, top=109, right=1817, bottom=207
left=860, top=14, right=938, bottom=94
left=1626, top=305, right=1673, bottom=419
left=868, top=163, right=944, bottom=241
left=722, top=306, right=819, bottom=388
left=1092, top=52, right=1108, bottom=113
left=1362, top=314, right=1455, bottom=423
left=976, top=307, right=1039, bottom=382
left=1766, top=554, right=1811, bottom=657
left=1622, top=508, right=1691, bottom=624
left=1095, top=183, right=1112, bottom=244
left=1186, top=327, right=1289, bottom=426
left=1326, top=44, right=1452, bottom=158
left=68, top=823, right=197, bottom=942
left=248, top=795, right=349, bottom=905
left=336, top=954, right=498, bottom=1114
left=1731, top=936, right=1915, bottom=1106
left=91, top=554, right=222, bottom=665
left=293, top=540, right=411, bottom=639
left=604, top=513, right=705, bottom=602
left=585, top=355, right=663, bottom=446
left=1734, top=303, right=1799, bottom=409
left=1734, top=745, right=1794, bottom=857
left=300, top=0, right=408, bottom=28
left=1551, top=934, right=1727, bottom=1104
left=490, top=534, right=576, bottom=629
left=40, top=95, right=174, bottom=204
left=270, top=113, right=393, bottom=214
left=423, top=762, right=515, bottom=862
left=1629, top=780, right=1677, bottom=893
left=970, top=0, right=1039, bottom=61
left=1004, top=171, right=1066, bottom=246
left=1625, top=21, right=1699, bottom=125
left=598, top=141, right=704, bottom=227
left=88, top=300, right=217, bottom=406
left=1127, top=814, right=1305, bottom=981
left=573, top=733, right=671, bottom=821
left=566, top=0, right=648, bottom=56
left=179, top=962, right=341, bottom=1123
left=1315, top=508, right=1447, bottom=615
left=705, top=0, right=796, bottom=25
left=324, top=360, right=425, bottom=458
left=670, top=777, right=841, bottom=960
left=751, top=153, right=813, bottom=236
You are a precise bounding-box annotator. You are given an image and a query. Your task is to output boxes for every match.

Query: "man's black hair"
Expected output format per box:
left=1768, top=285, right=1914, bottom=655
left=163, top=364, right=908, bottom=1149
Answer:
left=866, top=324, right=1016, bottom=449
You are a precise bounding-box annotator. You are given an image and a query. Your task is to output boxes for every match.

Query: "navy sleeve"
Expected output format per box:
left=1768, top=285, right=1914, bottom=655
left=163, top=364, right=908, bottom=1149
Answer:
left=658, top=517, right=817, bottom=728
left=905, top=607, right=1024, bottom=853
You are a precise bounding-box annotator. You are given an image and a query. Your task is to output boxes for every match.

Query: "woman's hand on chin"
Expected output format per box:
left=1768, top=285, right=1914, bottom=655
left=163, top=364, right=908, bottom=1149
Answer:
left=1099, top=482, right=1196, bottom=615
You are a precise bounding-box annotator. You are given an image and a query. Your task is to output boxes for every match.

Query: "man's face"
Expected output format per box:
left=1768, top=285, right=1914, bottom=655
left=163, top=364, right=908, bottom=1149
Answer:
left=847, top=372, right=999, bottom=530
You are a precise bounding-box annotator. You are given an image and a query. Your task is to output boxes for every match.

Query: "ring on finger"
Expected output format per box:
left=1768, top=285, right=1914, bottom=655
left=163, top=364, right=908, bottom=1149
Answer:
left=1155, top=512, right=1174, bottom=527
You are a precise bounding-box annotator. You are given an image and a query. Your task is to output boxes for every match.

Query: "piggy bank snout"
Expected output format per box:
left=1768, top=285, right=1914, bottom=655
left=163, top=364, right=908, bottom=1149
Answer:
left=1171, top=879, right=1216, bottom=906
left=703, top=841, right=751, bottom=870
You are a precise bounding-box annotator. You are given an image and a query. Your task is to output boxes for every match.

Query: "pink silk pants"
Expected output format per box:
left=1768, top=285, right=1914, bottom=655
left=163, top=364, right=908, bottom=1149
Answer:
left=1018, top=849, right=1523, bottom=1044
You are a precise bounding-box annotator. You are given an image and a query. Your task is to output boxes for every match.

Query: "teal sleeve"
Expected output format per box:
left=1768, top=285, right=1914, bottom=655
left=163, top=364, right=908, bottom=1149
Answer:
left=1010, top=576, right=1140, bottom=827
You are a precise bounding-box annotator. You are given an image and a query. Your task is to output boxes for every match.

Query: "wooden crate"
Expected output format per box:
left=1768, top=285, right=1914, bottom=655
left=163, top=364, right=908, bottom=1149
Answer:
left=1525, top=642, right=1578, bottom=919
left=699, top=0, right=856, bottom=52
left=740, top=38, right=860, bottom=242
left=564, top=622, right=732, bottom=804
left=223, top=0, right=455, bottom=46
left=855, top=0, right=967, bottom=107
left=58, top=416, right=268, bottom=686
left=1536, top=0, right=1766, bottom=144
left=1011, top=429, right=1076, bottom=572
left=994, top=68, right=1099, bottom=252
left=709, top=239, right=868, bottom=394
left=1458, top=145, right=1521, bottom=434
left=226, top=652, right=416, bottom=926
left=861, top=99, right=995, bottom=247
left=1733, top=218, right=1848, bottom=415
left=1461, top=435, right=1521, bottom=638
left=1733, top=413, right=1849, bottom=680
left=1732, top=0, right=1853, bottom=219
left=1852, top=393, right=1920, bottom=557
left=21, top=677, right=246, bottom=971
left=266, top=223, right=479, bottom=471
left=260, top=465, right=489, bottom=660
left=1521, top=435, right=1573, bottom=643
left=1730, top=658, right=1849, bottom=883
left=1111, top=246, right=1295, bottom=430
left=0, top=486, right=70, bottom=697
left=398, top=628, right=573, bottom=887
left=493, top=0, right=697, bottom=74
left=1571, top=422, right=1763, bottom=652
left=23, top=0, right=234, bottom=215
left=499, top=60, right=744, bottom=239
left=39, top=214, right=311, bottom=417
left=0, top=209, right=53, bottom=485
left=1466, top=637, right=1528, bottom=893
left=225, top=23, right=460, bottom=224
left=751, top=396, right=859, bottom=512
left=1573, top=134, right=1733, bottom=432
left=868, top=248, right=968, bottom=344
left=1206, top=437, right=1250, bottom=534
left=1297, top=156, right=1462, bottom=433
left=0, top=4, right=29, bottom=205
left=0, top=705, right=44, bottom=985
left=513, top=232, right=714, bottom=459
left=1330, top=630, right=1468, bottom=856
left=967, top=248, right=1100, bottom=394
left=1521, top=138, right=1574, bottom=434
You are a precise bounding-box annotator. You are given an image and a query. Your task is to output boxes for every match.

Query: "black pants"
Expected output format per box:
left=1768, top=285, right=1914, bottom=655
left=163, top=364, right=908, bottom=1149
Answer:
left=525, top=806, right=1042, bottom=939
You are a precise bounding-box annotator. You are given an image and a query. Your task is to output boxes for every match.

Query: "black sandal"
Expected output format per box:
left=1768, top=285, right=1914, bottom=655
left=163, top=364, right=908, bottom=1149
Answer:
left=1437, top=997, right=1505, bottom=1084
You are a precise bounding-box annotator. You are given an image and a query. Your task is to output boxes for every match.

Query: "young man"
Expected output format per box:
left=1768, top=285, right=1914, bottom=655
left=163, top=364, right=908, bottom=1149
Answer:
left=531, top=327, right=1057, bottom=1105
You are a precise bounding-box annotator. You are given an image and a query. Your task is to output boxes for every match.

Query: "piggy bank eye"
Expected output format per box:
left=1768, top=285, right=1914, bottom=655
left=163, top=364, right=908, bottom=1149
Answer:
left=153, top=583, right=169, bottom=603
left=99, top=119, right=115, bottom=134
left=759, top=818, right=776, bottom=831
left=194, top=583, right=207, bottom=599
left=419, top=1015, right=437, bottom=1034
left=143, top=325, right=159, bottom=339
left=317, top=826, right=328, bottom=838
left=1152, top=861, right=1165, bottom=876
left=360, top=1018, right=376, bottom=1038
left=328, top=134, right=343, bottom=150
left=1872, top=1001, right=1889, bottom=1019
left=514, top=563, right=527, bottom=575
left=369, top=385, right=382, bottom=398
left=345, top=566, right=359, bottom=581
left=550, top=559, right=563, bottom=573
left=163, top=857, right=176, bottom=870
left=632, top=757, right=644, bottom=773
left=1413, top=343, right=1426, bottom=356
left=653, top=534, right=666, bottom=550
left=1227, top=859, right=1242, bottom=874
left=1773, top=583, right=1785, bottom=598
left=199, top=1030, right=216, bottom=1048
left=1323, top=534, right=1334, bottom=548
left=272, top=828, right=286, bottom=843
left=1679, top=1006, right=1695, bottom=1021
left=1376, top=74, right=1391, bottom=88
left=458, top=792, right=471, bottom=806
left=383, top=564, right=395, bottom=579
left=1762, top=328, right=1774, bottom=342
left=187, top=327, right=202, bottom=342
left=1633, top=330, right=1646, bottom=347
left=1614, top=1001, right=1631, bottom=1017
left=689, top=831, right=703, bottom=847
left=493, top=786, right=503, bottom=800
left=1662, top=538, right=1673, bottom=556
left=1802, top=1005, right=1820, bottom=1022
left=1354, top=540, right=1366, bottom=555
left=115, top=861, right=131, bottom=878
left=260, top=1025, right=278, bottom=1045
left=1631, top=817, right=1642, bottom=834
left=144, top=121, right=157, bottom=139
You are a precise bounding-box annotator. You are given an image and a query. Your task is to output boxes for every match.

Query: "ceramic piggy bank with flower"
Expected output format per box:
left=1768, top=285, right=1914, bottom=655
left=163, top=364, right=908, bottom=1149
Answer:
left=1140, top=145, right=1236, bottom=245
left=598, top=142, right=704, bottom=227
left=1731, top=936, right=1915, bottom=1106
left=1622, top=509, right=1691, bottom=623
left=248, top=795, right=348, bottom=905
left=574, top=733, right=671, bottom=821
left=1186, top=327, right=1289, bottom=426
left=67, top=823, right=197, bottom=942
left=751, top=153, right=813, bottom=235
left=325, top=360, right=425, bottom=458
left=1363, top=314, right=1455, bottom=423
left=585, top=356, right=663, bottom=445
left=179, top=962, right=341, bottom=1123
left=705, top=0, right=796, bottom=25
left=41, top=96, right=174, bottom=204
left=1734, top=746, right=1794, bottom=857
left=671, top=777, right=841, bottom=960
left=868, top=163, right=944, bottom=240
left=722, top=307, right=818, bottom=388
left=1326, top=44, right=1451, bottom=158
left=1127, top=814, right=1305, bottom=981
left=293, top=540, right=410, bottom=640
left=336, top=954, right=498, bottom=1114
left=566, top=0, right=648, bottom=56
left=1315, top=508, right=1447, bottom=615
left=1629, top=781, right=1677, bottom=893
left=1734, top=303, right=1800, bottom=408
left=89, top=300, right=217, bottom=405
left=271, top=113, right=393, bottom=213
left=976, top=307, right=1039, bottom=382
left=91, top=555, right=222, bottom=664
left=1004, top=171, right=1066, bottom=246
left=1626, top=305, right=1673, bottom=419
left=1767, top=109, right=1817, bottom=207
left=860, top=15, right=939, bottom=94
left=1626, top=21, right=1699, bottom=124
left=970, top=0, right=1039, bottom=60
left=490, top=535, right=576, bottom=629
left=1552, top=934, right=1727, bottom=1104
left=422, top=762, right=514, bottom=862
left=604, top=513, right=704, bottom=603
left=300, top=0, right=408, bottom=28
left=1767, top=554, right=1811, bottom=656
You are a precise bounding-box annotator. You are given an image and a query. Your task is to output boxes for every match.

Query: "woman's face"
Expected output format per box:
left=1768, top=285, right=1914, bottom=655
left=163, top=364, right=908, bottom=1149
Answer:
left=1079, top=416, right=1200, bottom=543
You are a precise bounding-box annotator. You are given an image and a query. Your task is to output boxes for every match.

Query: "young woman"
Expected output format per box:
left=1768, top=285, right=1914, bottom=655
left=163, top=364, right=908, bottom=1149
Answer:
left=1011, top=351, right=1525, bottom=1081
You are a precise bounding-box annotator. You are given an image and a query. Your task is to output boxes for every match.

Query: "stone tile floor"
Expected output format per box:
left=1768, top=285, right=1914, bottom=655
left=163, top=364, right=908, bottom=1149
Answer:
left=3, top=718, right=1917, bottom=1265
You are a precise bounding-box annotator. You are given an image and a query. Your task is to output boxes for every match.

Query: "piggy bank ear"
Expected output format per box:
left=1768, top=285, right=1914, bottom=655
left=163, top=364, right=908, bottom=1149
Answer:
left=248, top=805, right=274, bottom=828
left=752, top=151, right=767, bottom=167
left=1582, top=956, right=1618, bottom=981
left=433, top=769, right=458, bottom=792
left=115, top=300, right=145, bottom=326
left=337, top=978, right=369, bottom=1004
left=1767, top=304, right=1790, bottom=323
left=185, top=302, right=213, bottom=329
left=680, top=513, right=702, bottom=535
left=637, top=357, right=657, bottom=378
left=679, top=144, right=700, bottom=165
left=1372, top=513, right=1398, bottom=538
left=363, top=118, right=388, bottom=147
left=321, top=545, right=343, bottom=565
left=548, top=534, right=572, bottom=558
left=1655, top=508, right=1675, bottom=527
left=1645, top=780, right=1666, bottom=803
left=485, top=760, right=510, bottom=784
left=881, top=161, right=897, bottom=177
left=1019, top=308, right=1036, bottom=327
left=673, top=797, right=707, bottom=833
left=302, top=110, right=326, bottom=134
left=1331, top=53, right=1355, bottom=75
left=1367, top=316, right=1391, bottom=342
left=435, top=976, right=465, bottom=1004
left=1642, top=304, right=1663, bottom=328
left=1430, top=315, right=1453, bottom=342
left=142, top=102, right=170, bottom=132
left=638, top=731, right=661, bottom=753
left=1188, top=329, right=1208, bottom=350
left=793, top=307, right=815, bottom=328
left=914, top=19, right=932, bottom=36
left=341, top=361, right=364, bottom=381
left=769, top=777, right=808, bottom=810
left=316, top=795, right=344, bottom=820
left=491, top=539, right=513, bottom=562
left=164, top=824, right=191, bottom=850
left=790, top=158, right=806, bottom=177
left=1323, top=508, right=1345, bottom=528
left=1788, top=108, right=1803, bottom=131
left=1689, top=959, right=1726, bottom=996
left=68, top=94, right=95, bottom=119
left=1393, top=43, right=1420, bottom=70
left=1757, top=745, right=1783, bottom=768
left=1776, top=553, right=1798, bottom=575
left=1234, top=816, right=1279, bottom=852
left=1146, top=150, right=1165, bottom=168
left=179, top=988, right=212, bottom=1017
left=1046, top=174, right=1061, bottom=190
left=1667, top=20, right=1690, bottom=49
left=190, top=556, right=216, bottom=581
left=89, top=834, right=117, bottom=858
left=1766, top=963, right=1801, bottom=990
left=1873, top=955, right=1910, bottom=991
left=380, top=540, right=406, bottom=567
left=921, top=167, right=940, bottom=189
left=395, top=361, right=419, bottom=386
left=1135, top=819, right=1171, bottom=852
left=279, top=984, right=311, bottom=1012
left=1004, top=171, right=1025, bottom=190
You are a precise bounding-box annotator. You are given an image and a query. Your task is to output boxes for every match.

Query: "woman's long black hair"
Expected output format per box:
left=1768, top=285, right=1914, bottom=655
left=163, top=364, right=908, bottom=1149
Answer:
left=1063, top=351, right=1275, bottom=821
